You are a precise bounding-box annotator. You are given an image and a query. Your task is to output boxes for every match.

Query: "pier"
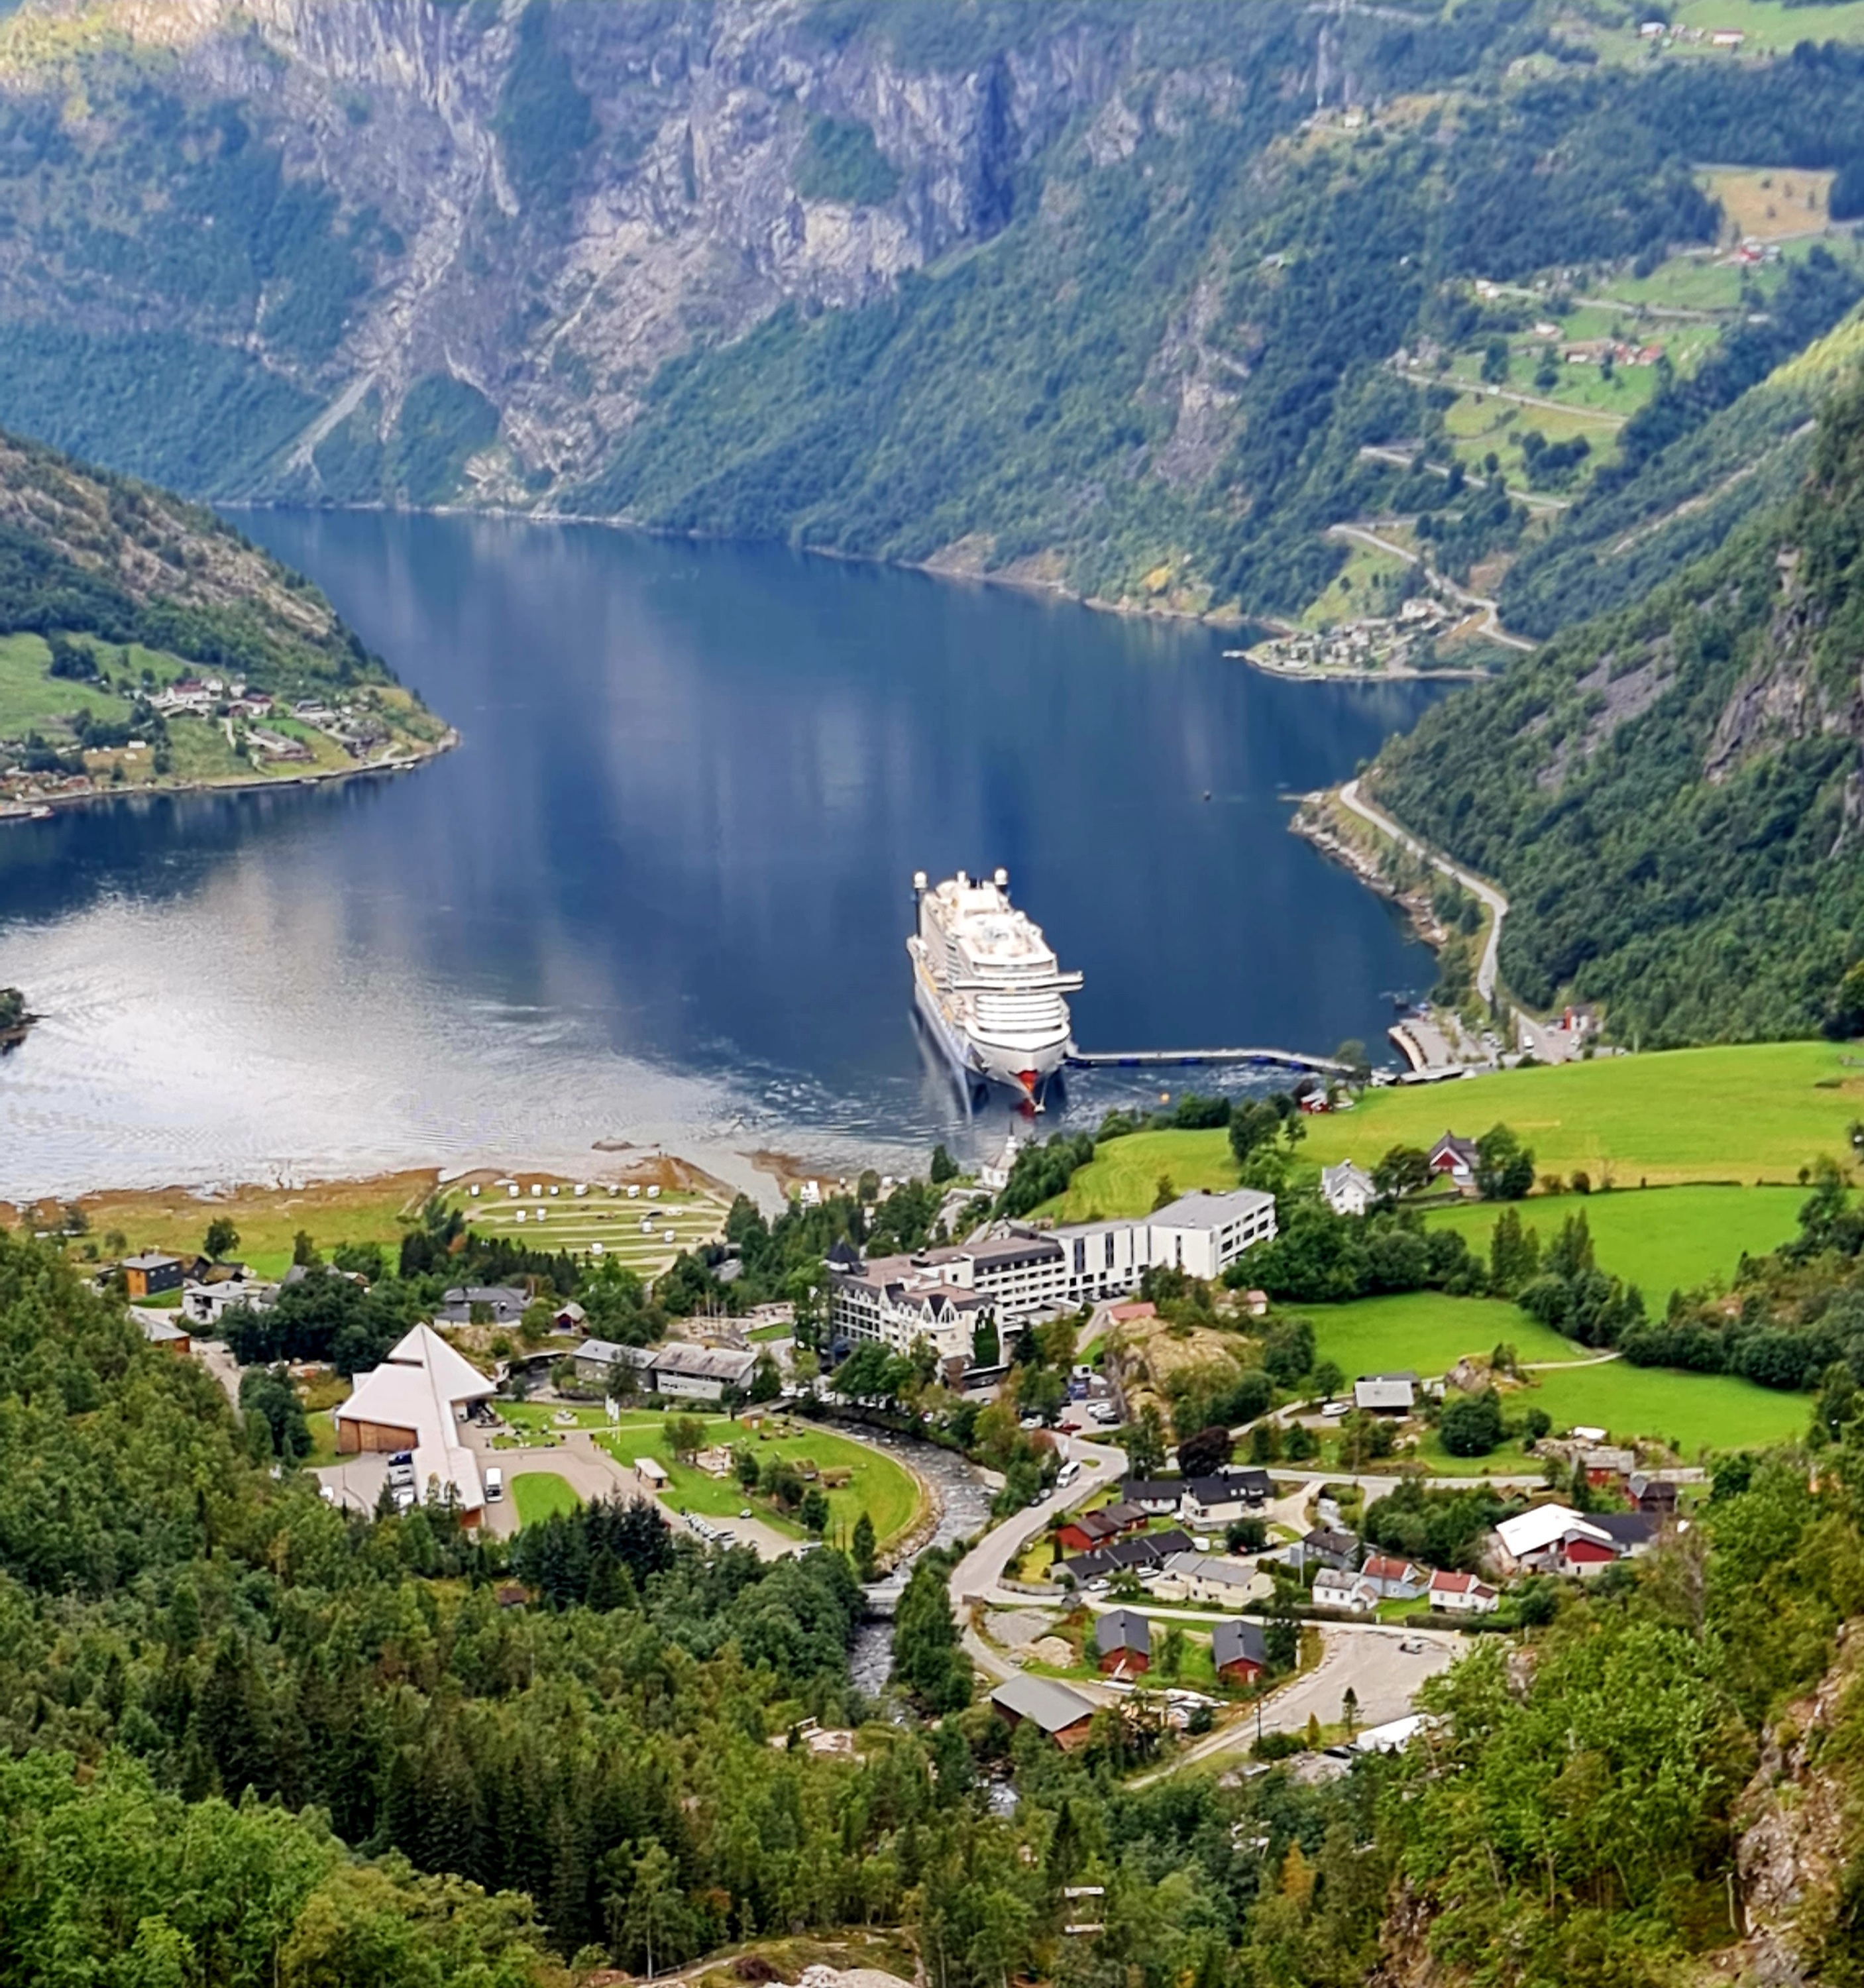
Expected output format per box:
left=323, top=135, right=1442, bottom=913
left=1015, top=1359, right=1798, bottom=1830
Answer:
left=1067, top=1046, right=1354, bottom=1076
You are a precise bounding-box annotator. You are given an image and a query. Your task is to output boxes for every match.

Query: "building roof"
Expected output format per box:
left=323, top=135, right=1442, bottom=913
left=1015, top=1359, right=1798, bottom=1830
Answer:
left=138, top=1315, right=190, bottom=1345
left=1495, top=1503, right=1612, bottom=1560
left=123, top=1252, right=182, bottom=1271
left=1160, top=1551, right=1260, bottom=1591
left=990, top=1673, right=1096, bottom=1734
left=1303, top=1526, right=1358, bottom=1558
left=1361, top=1555, right=1423, bottom=1584
left=1428, top=1132, right=1480, bottom=1165
left=338, top=1323, right=494, bottom=1513
left=1591, top=1512, right=1657, bottom=1549
left=1148, top=1187, right=1276, bottom=1231
left=1428, top=1569, right=1496, bottom=1596
left=1321, top=1160, right=1376, bottom=1191
left=1212, top=1619, right=1267, bottom=1671
left=1312, top=1568, right=1376, bottom=1599
left=1063, top=1510, right=1123, bottom=1545
left=443, top=1285, right=529, bottom=1307
left=1123, top=1477, right=1185, bottom=1505
left=1095, top=1607, right=1152, bottom=1656
left=1353, top=1372, right=1416, bottom=1409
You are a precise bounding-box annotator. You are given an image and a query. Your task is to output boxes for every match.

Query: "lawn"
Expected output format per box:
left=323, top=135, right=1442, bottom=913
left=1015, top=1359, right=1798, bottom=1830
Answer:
left=1301, top=1292, right=1578, bottom=1380
left=1424, top=1184, right=1806, bottom=1303
left=1038, top=1127, right=1237, bottom=1221
left=449, top=1176, right=730, bottom=1278
left=1701, top=165, right=1833, bottom=243
left=595, top=1413, right=923, bottom=1549
left=0, top=630, right=128, bottom=732
left=1527, top=1360, right=1810, bottom=1456
left=1301, top=541, right=1407, bottom=630
left=512, top=1472, right=582, bottom=1525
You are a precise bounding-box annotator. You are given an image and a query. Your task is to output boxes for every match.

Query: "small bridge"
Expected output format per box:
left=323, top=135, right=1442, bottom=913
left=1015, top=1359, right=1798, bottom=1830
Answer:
left=1066, top=1046, right=1353, bottom=1076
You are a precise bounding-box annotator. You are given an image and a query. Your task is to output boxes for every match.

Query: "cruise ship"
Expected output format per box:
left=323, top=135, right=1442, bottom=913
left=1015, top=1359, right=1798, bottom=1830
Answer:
left=908, top=869, right=1081, bottom=1103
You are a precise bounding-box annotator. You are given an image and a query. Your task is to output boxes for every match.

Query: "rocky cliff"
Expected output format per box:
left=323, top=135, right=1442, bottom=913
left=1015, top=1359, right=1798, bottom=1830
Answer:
left=0, top=0, right=1195, bottom=502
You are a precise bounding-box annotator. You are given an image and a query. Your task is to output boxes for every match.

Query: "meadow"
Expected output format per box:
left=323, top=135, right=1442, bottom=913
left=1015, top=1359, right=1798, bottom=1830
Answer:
left=1525, top=1360, right=1809, bottom=1455
left=1038, top=1042, right=1864, bottom=1225
left=594, top=1411, right=923, bottom=1549
left=1423, top=1184, right=1807, bottom=1303
left=1299, top=1292, right=1578, bottom=1381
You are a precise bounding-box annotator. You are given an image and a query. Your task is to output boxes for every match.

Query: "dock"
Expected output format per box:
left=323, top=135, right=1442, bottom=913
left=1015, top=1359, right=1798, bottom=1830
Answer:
left=1067, top=1047, right=1353, bottom=1076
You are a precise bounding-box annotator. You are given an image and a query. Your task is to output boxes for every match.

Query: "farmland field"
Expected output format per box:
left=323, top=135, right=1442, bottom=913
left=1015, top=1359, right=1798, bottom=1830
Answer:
left=1423, top=1184, right=1806, bottom=1303
left=1300, top=1292, right=1579, bottom=1380
left=1525, top=1360, right=1809, bottom=1455
left=1038, top=1042, right=1864, bottom=1222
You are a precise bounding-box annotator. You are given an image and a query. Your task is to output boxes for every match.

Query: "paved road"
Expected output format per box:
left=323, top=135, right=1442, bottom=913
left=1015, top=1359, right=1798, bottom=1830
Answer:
left=1133, top=1622, right=1456, bottom=1785
left=948, top=1432, right=1126, bottom=1682
left=1339, top=777, right=1509, bottom=1007
left=1356, top=445, right=1571, bottom=514
left=1396, top=366, right=1627, bottom=427
left=1325, top=522, right=1535, bottom=653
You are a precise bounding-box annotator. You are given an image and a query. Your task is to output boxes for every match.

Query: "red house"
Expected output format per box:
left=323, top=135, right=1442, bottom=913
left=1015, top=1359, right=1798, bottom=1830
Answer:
left=1095, top=1608, right=1151, bottom=1675
left=1212, top=1619, right=1266, bottom=1685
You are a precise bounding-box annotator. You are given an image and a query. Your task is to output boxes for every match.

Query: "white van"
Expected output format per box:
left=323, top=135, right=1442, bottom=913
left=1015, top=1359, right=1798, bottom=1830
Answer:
left=1057, top=1460, right=1081, bottom=1488
left=484, top=1466, right=503, bottom=1504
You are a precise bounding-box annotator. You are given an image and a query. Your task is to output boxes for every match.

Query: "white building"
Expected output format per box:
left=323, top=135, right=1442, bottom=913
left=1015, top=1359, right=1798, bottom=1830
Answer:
left=830, top=1187, right=1278, bottom=1335
left=1311, top=1569, right=1379, bottom=1615
left=1427, top=1569, right=1500, bottom=1614
left=1146, top=1189, right=1278, bottom=1281
left=828, top=1255, right=995, bottom=1364
left=335, top=1323, right=495, bottom=1519
left=578, top=1340, right=758, bottom=1402
left=1148, top=1551, right=1274, bottom=1608
left=1321, top=1160, right=1377, bottom=1217
left=180, top=1274, right=277, bottom=1325
left=1353, top=1371, right=1417, bottom=1413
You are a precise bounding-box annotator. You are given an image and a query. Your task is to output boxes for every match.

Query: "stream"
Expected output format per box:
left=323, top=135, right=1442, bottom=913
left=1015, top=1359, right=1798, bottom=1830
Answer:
left=848, top=1433, right=995, bottom=1697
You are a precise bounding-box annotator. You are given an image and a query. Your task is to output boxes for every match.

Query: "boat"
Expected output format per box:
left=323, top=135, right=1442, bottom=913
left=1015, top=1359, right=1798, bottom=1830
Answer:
left=908, top=869, right=1081, bottom=1105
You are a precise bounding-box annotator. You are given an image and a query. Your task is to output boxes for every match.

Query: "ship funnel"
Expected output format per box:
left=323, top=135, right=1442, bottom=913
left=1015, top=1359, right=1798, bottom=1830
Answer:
left=993, top=867, right=1009, bottom=887
left=912, top=869, right=927, bottom=891
left=956, top=869, right=969, bottom=887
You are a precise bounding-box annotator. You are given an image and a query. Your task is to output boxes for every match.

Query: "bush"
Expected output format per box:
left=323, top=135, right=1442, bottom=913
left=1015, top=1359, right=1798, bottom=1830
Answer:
left=1439, top=1391, right=1504, bottom=1457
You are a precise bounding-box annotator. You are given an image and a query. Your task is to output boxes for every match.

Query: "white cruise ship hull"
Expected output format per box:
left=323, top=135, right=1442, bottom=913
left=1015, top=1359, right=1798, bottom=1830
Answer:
left=910, top=942, right=1070, bottom=1101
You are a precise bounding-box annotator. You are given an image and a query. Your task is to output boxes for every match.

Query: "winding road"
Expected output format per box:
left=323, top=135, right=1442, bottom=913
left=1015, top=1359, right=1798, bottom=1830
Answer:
left=1338, top=777, right=1509, bottom=1005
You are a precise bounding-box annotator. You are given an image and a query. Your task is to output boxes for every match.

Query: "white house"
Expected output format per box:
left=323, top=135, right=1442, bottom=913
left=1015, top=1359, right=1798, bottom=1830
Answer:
left=1311, top=1569, right=1379, bottom=1615
left=1146, top=1189, right=1279, bottom=1282
left=1358, top=1555, right=1428, bottom=1600
left=1427, top=1569, right=1500, bottom=1614
left=1148, top=1551, right=1274, bottom=1608
left=181, top=1274, right=276, bottom=1325
left=1353, top=1371, right=1417, bottom=1413
left=1321, top=1160, right=1377, bottom=1217
left=1492, top=1502, right=1619, bottom=1575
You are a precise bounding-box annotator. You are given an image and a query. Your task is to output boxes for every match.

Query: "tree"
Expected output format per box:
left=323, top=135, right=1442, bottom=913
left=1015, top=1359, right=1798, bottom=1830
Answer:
left=851, top=1510, right=878, bottom=1580
left=1488, top=1205, right=1540, bottom=1295
left=798, top=1486, right=830, bottom=1534
left=733, top=1446, right=760, bottom=1490
left=1159, top=1624, right=1186, bottom=1679
left=1439, top=1391, right=1504, bottom=1456
left=1474, top=1124, right=1535, bottom=1201
left=1372, top=1145, right=1431, bottom=1201
left=748, top=1351, right=782, bottom=1402
left=971, top=1315, right=999, bottom=1368
left=291, top=1229, right=320, bottom=1268
left=893, top=1555, right=971, bottom=1710
left=1177, top=1424, right=1233, bottom=1477
left=666, top=1415, right=706, bottom=1463
left=1152, top=1174, right=1178, bottom=1212
left=1313, top=1359, right=1344, bottom=1400
left=930, top=1143, right=958, bottom=1184
left=1480, top=336, right=1509, bottom=384
left=1124, top=1404, right=1167, bottom=1477
left=1231, top=1099, right=1285, bottom=1168
left=203, top=1217, right=240, bottom=1262
left=1341, top=1684, right=1358, bottom=1735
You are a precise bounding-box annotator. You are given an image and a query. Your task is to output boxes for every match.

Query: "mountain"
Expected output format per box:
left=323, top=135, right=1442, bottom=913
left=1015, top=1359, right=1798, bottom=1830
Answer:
left=1368, top=369, right=1864, bottom=1046
left=3, top=1, right=1864, bottom=629
left=0, top=425, right=443, bottom=801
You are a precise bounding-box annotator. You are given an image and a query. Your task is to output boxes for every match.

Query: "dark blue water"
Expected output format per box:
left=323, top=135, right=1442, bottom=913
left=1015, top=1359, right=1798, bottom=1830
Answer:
left=0, top=512, right=1445, bottom=1198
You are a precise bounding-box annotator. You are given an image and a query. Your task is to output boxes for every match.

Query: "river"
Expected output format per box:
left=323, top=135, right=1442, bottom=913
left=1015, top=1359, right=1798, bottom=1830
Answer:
left=0, top=512, right=1449, bottom=1201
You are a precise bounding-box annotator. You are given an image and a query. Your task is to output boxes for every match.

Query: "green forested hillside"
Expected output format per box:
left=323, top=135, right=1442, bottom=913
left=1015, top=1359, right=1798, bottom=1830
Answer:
left=7, top=1218, right=1864, bottom=1984
left=1373, top=374, right=1864, bottom=1043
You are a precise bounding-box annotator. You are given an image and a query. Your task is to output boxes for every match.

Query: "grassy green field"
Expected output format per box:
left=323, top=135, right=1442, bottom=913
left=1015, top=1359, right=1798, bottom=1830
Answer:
left=0, top=631, right=127, bottom=730
left=449, top=1179, right=730, bottom=1278
left=512, top=1471, right=581, bottom=1526
left=1040, top=1044, right=1864, bottom=1222
left=1301, top=1293, right=1578, bottom=1380
left=594, top=1413, right=922, bottom=1549
left=1425, top=1184, right=1806, bottom=1301
left=1527, top=1360, right=1809, bottom=1455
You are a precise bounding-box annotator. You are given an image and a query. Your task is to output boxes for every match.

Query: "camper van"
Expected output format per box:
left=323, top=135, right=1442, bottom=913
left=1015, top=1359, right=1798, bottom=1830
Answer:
left=484, top=1466, right=504, bottom=1504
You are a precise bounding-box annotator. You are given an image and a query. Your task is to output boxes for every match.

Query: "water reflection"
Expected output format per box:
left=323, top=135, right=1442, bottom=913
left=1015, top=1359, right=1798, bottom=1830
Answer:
left=0, top=514, right=1449, bottom=1199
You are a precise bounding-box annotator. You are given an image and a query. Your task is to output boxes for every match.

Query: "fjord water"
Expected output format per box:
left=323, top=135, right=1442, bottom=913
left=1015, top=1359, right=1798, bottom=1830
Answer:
left=0, top=512, right=1445, bottom=1199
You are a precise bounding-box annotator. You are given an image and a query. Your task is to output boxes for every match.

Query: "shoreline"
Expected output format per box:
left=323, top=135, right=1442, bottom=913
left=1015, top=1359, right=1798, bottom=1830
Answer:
left=0, top=725, right=460, bottom=828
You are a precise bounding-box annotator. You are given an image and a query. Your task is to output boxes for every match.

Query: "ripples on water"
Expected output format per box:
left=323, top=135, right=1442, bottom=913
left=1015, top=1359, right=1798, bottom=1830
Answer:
left=0, top=514, right=1449, bottom=1201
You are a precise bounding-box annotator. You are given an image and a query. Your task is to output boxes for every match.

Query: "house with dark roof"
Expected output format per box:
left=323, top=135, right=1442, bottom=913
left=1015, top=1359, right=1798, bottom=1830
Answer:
left=1426, top=1132, right=1480, bottom=1189
left=1211, top=1619, right=1268, bottom=1686
left=1055, top=1509, right=1124, bottom=1556
left=1095, top=1608, right=1152, bottom=1675
left=1298, top=1527, right=1360, bottom=1572
left=1058, top=1529, right=1194, bottom=1586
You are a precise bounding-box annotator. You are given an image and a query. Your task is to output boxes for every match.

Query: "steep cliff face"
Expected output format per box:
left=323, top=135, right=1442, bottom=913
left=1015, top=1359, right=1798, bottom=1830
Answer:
left=0, top=0, right=1160, bottom=500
